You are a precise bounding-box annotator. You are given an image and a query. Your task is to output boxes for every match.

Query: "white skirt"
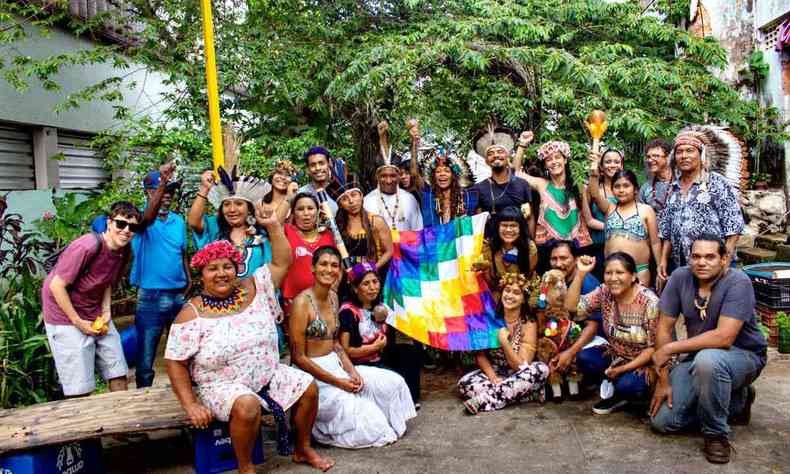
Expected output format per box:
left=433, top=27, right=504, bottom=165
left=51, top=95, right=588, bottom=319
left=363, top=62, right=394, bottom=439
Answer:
left=310, top=352, right=416, bottom=449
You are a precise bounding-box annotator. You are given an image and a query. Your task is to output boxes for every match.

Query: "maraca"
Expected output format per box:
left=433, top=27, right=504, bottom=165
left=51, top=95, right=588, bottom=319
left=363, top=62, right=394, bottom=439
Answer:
left=584, top=110, right=608, bottom=155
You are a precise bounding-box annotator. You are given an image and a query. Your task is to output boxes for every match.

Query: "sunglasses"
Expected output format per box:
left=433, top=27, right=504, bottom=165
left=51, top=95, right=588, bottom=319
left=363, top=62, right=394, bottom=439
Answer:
left=111, top=218, right=141, bottom=233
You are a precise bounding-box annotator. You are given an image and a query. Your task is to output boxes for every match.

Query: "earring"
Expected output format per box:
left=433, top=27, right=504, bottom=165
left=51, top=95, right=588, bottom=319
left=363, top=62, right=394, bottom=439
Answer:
left=246, top=215, right=256, bottom=226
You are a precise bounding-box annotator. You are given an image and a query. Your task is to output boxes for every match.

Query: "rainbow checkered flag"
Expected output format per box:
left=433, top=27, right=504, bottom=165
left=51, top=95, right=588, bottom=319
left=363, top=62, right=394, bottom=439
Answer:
left=383, top=213, right=503, bottom=351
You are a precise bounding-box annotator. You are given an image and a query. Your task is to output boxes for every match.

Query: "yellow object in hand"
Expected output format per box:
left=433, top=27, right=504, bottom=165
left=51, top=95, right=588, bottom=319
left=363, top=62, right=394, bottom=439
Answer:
left=92, top=317, right=109, bottom=333
left=584, top=110, right=608, bottom=140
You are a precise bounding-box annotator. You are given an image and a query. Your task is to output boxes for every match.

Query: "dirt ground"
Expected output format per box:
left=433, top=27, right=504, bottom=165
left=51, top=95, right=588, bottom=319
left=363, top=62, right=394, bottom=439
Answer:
left=101, top=349, right=790, bottom=474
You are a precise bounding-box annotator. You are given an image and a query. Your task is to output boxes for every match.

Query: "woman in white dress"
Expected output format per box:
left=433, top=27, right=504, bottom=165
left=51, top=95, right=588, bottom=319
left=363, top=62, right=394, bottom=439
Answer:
left=165, top=209, right=334, bottom=472
left=289, top=246, right=417, bottom=449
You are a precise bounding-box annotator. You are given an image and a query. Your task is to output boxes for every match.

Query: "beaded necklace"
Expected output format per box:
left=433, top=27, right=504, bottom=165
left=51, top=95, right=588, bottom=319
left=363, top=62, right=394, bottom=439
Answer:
left=378, top=190, right=400, bottom=230
left=199, top=285, right=246, bottom=315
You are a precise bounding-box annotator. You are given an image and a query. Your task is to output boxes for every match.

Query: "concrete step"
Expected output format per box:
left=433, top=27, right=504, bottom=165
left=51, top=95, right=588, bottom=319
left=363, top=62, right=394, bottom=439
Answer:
left=755, top=233, right=789, bottom=251
left=738, top=247, right=777, bottom=265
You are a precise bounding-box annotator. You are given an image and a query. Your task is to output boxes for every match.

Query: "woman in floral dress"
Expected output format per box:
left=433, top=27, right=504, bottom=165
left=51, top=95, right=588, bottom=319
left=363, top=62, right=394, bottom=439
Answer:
left=165, top=209, right=334, bottom=472
left=458, top=273, right=549, bottom=414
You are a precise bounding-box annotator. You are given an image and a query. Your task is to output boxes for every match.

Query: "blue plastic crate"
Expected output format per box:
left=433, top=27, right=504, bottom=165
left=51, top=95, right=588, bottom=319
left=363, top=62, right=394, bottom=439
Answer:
left=744, top=262, right=790, bottom=309
left=0, top=439, right=103, bottom=474
left=192, top=422, right=264, bottom=474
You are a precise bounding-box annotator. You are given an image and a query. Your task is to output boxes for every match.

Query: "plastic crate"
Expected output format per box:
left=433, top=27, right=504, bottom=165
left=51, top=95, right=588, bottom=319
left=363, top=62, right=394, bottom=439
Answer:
left=755, top=303, right=788, bottom=348
left=192, top=421, right=264, bottom=474
left=744, top=263, right=790, bottom=309
left=0, top=439, right=103, bottom=474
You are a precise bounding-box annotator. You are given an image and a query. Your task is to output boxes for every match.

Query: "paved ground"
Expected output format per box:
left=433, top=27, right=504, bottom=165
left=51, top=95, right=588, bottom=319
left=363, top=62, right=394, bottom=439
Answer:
left=103, top=350, right=790, bottom=474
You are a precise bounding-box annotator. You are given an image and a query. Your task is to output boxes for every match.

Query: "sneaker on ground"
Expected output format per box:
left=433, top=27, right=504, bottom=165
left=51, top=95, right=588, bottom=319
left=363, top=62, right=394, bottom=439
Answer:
left=592, top=396, right=628, bottom=415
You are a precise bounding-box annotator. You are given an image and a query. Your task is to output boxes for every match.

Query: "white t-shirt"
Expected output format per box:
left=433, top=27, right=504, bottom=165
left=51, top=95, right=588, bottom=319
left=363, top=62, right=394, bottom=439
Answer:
left=363, top=188, right=423, bottom=231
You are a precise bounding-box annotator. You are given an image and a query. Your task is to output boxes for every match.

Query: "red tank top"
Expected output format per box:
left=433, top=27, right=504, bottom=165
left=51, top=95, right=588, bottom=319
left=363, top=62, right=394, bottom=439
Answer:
left=282, top=224, right=335, bottom=301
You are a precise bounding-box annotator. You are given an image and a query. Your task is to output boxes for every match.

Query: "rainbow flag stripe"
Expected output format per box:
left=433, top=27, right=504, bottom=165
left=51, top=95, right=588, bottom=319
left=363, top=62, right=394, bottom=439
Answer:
left=383, top=213, right=502, bottom=351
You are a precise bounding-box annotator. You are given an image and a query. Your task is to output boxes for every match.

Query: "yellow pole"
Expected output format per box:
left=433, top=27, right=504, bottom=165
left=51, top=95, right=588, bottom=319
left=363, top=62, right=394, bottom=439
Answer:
left=200, top=0, right=224, bottom=173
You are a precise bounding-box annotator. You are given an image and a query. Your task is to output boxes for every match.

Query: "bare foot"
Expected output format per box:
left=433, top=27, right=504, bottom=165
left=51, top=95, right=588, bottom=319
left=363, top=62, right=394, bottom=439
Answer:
left=238, top=465, right=256, bottom=474
left=293, top=447, right=335, bottom=471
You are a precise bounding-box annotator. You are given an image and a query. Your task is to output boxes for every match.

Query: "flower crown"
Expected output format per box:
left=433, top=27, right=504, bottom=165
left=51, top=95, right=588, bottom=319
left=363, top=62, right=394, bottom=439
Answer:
left=190, top=240, right=242, bottom=269
left=498, top=272, right=529, bottom=290
left=273, top=159, right=298, bottom=178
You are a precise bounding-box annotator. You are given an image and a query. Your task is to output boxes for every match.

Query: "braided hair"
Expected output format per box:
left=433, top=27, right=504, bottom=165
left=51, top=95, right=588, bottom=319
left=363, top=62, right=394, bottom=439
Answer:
left=430, top=164, right=466, bottom=221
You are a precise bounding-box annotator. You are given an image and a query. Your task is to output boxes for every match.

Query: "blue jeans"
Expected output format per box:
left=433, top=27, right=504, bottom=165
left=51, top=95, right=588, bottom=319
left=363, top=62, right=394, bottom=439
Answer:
left=134, top=288, right=185, bottom=388
left=576, top=345, right=651, bottom=400
left=650, top=347, right=765, bottom=437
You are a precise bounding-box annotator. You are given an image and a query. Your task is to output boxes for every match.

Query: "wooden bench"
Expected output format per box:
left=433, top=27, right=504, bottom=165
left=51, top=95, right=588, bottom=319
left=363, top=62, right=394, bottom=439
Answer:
left=0, top=386, right=276, bottom=455
left=0, top=387, right=190, bottom=454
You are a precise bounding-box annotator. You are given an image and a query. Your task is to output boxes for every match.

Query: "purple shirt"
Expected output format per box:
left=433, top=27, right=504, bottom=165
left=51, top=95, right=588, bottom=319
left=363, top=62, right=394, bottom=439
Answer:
left=42, top=233, right=126, bottom=325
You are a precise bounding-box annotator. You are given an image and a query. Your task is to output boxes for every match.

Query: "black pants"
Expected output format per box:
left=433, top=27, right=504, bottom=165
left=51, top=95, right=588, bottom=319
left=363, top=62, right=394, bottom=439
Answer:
left=386, top=341, right=423, bottom=403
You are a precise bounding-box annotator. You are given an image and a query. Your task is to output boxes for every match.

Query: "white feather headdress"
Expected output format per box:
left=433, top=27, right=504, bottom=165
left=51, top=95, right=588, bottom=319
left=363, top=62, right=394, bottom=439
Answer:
left=207, top=165, right=271, bottom=208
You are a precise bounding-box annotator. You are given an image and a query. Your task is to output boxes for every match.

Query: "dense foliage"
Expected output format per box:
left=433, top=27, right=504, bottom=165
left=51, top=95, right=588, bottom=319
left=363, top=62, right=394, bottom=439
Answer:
left=1, top=0, right=786, bottom=189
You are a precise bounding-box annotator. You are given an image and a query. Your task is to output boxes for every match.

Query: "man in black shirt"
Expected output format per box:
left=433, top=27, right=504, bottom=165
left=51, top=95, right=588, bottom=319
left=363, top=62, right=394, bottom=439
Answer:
left=470, top=128, right=535, bottom=236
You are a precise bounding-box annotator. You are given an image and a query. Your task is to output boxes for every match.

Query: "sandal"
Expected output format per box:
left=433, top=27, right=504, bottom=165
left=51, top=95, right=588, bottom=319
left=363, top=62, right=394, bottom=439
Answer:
left=463, top=398, right=480, bottom=415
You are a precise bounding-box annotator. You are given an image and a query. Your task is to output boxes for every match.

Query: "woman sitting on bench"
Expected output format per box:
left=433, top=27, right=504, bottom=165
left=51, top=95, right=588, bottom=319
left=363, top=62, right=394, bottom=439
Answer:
left=164, top=206, right=334, bottom=472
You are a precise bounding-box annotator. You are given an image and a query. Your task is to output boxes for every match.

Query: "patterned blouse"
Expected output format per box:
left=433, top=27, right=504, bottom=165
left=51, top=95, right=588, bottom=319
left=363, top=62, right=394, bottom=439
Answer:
left=577, top=284, right=659, bottom=360
left=535, top=183, right=592, bottom=247
left=658, top=172, right=744, bottom=268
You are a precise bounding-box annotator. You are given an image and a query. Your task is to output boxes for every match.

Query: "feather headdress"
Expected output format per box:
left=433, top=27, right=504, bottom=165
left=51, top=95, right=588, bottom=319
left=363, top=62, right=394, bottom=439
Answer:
left=207, top=165, right=271, bottom=208
left=207, top=127, right=270, bottom=207
left=473, top=124, right=516, bottom=157
left=462, top=125, right=517, bottom=183
left=671, top=125, right=749, bottom=197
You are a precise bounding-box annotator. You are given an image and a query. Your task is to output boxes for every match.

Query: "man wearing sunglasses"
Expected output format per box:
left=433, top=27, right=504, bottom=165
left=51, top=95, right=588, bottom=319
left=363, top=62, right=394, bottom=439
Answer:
left=130, top=162, right=190, bottom=388
left=42, top=201, right=141, bottom=397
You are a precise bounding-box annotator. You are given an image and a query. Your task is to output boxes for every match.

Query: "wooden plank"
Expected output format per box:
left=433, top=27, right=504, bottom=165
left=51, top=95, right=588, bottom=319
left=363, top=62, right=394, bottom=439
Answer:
left=0, top=387, right=189, bottom=454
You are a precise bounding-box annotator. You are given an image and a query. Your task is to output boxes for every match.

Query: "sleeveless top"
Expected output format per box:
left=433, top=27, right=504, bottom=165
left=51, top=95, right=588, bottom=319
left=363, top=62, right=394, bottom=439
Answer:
left=590, top=195, right=617, bottom=245
left=343, top=214, right=381, bottom=265
left=487, top=321, right=523, bottom=370
left=304, top=289, right=339, bottom=340
left=606, top=205, right=648, bottom=241
left=535, top=183, right=592, bottom=246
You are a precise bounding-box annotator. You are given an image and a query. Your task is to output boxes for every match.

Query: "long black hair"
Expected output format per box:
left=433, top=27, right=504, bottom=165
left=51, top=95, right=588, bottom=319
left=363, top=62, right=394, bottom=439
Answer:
left=494, top=282, right=532, bottom=322
left=347, top=270, right=383, bottom=309
left=604, top=251, right=638, bottom=275
left=430, top=162, right=466, bottom=218
left=216, top=200, right=255, bottom=240
left=539, top=156, right=582, bottom=211
left=611, top=169, right=640, bottom=202
left=335, top=196, right=378, bottom=262
left=490, top=206, right=533, bottom=276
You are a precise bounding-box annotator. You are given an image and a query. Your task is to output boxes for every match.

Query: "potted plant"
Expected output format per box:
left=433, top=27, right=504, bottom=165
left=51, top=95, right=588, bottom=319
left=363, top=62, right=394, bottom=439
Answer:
left=778, top=311, right=790, bottom=354
left=748, top=172, right=771, bottom=190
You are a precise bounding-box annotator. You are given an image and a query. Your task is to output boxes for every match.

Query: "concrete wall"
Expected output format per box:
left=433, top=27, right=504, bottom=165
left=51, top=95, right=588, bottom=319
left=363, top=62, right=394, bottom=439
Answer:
left=0, top=21, right=171, bottom=133
left=0, top=19, right=172, bottom=227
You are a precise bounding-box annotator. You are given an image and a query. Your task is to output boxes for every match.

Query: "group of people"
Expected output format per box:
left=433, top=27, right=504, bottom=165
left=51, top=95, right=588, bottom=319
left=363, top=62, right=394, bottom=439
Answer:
left=40, top=121, right=766, bottom=470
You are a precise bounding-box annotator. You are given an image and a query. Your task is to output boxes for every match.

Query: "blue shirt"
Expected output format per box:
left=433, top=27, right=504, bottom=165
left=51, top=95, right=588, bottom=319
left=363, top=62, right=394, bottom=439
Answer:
left=130, top=212, right=188, bottom=290
left=192, top=214, right=272, bottom=279
left=579, top=272, right=605, bottom=337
